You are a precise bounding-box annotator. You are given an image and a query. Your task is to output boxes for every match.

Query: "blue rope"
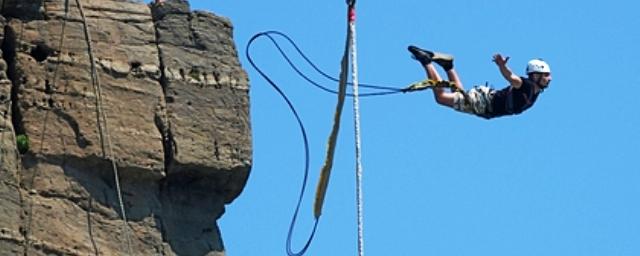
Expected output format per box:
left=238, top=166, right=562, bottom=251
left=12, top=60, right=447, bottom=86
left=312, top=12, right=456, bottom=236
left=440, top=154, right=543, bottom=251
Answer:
left=248, top=31, right=405, bottom=97
left=247, top=32, right=319, bottom=256
left=247, top=26, right=409, bottom=255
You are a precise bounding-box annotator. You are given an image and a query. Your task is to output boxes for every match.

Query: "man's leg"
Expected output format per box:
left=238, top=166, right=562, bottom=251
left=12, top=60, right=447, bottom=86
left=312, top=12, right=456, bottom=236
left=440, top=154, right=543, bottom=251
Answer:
left=409, top=45, right=458, bottom=108
left=446, top=68, right=464, bottom=93
left=423, top=64, right=456, bottom=107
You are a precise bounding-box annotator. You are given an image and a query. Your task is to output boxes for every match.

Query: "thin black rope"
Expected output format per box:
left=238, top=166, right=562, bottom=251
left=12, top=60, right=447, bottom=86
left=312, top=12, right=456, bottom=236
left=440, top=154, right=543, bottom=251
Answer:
left=248, top=31, right=406, bottom=97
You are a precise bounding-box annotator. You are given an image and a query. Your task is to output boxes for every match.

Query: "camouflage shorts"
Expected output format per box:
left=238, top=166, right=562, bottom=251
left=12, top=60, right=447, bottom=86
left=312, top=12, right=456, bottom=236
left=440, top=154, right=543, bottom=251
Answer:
left=452, top=85, right=495, bottom=116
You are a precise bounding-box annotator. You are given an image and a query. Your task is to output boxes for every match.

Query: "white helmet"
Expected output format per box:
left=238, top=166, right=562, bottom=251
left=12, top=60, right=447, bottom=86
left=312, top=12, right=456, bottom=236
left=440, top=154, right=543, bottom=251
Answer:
left=526, top=59, right=551, bottom=74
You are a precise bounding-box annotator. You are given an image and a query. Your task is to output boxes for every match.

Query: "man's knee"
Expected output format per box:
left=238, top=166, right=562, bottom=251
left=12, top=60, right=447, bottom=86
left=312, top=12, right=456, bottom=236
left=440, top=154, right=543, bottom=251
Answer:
left=434, top=93, right=455, bottom=107
left=435, top=95, right=448, bottom=106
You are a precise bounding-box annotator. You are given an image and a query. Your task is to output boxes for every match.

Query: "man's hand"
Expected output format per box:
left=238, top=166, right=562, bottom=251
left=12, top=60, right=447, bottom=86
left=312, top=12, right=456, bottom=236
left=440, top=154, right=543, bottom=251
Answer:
left=493, top=54, right=510, bottom=67
left=493, top=53, right=522, bottom=88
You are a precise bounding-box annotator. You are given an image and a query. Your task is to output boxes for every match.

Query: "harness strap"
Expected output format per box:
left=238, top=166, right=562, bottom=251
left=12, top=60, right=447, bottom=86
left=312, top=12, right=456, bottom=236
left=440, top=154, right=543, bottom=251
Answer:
left=402, top=79, right=457, bottom=92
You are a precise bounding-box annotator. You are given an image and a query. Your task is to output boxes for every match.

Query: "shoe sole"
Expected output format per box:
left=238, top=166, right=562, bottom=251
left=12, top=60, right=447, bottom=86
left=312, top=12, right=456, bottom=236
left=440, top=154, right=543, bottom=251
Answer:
left=431, top=52, right=453, bottom=62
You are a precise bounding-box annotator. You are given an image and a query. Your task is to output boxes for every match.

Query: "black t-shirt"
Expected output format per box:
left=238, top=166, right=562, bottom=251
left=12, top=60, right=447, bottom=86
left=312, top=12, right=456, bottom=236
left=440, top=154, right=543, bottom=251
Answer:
left=489, top=77, right=540, bottom=118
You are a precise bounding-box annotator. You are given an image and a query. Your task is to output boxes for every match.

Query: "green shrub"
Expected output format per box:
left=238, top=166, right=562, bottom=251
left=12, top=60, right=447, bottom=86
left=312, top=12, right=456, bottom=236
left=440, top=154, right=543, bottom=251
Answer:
left=16, top=134, right=29, bottom=154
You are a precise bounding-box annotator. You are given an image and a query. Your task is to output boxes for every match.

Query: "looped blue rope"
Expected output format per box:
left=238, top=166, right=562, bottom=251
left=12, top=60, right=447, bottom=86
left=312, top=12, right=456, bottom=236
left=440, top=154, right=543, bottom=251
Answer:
left=247, top=31, right=319, bottom=256
left=246, top=31, right=405, bottom=97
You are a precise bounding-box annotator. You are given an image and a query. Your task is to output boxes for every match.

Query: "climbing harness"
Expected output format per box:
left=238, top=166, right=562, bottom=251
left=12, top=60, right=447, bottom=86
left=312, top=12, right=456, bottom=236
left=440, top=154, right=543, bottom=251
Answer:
left=75, top=0, right=133, bottom=254
left=403, top=79, right=458, bottom=93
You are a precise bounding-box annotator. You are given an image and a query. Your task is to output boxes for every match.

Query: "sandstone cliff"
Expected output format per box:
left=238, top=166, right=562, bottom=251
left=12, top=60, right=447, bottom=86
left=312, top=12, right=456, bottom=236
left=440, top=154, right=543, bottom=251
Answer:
left=0, top=0, right=251, bottom=255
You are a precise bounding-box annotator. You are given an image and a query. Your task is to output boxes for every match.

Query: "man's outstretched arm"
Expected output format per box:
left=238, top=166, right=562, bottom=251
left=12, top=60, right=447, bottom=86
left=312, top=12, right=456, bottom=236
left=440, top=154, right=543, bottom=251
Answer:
left=493, top=53, right=523, bottom=89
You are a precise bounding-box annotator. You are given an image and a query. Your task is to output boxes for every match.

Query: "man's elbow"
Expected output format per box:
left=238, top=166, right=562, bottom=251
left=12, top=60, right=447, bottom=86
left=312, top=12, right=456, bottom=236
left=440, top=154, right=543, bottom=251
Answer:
left=509, top=76, right=523, bottom=88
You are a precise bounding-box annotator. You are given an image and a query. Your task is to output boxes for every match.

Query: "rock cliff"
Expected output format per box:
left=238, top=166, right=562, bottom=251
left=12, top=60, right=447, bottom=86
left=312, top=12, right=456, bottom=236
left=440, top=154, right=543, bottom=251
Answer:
left=0, top=0, right=251, bottom=255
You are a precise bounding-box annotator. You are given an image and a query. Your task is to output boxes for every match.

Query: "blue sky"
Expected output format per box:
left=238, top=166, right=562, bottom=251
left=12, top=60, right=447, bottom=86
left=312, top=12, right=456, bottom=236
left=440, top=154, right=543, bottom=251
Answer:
left=185, top=1, right=640, bottom=255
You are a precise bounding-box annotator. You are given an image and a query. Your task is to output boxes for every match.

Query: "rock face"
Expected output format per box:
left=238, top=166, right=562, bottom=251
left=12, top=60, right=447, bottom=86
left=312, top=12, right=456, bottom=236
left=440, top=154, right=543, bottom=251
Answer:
left=0, top=0, right=251, bottom=255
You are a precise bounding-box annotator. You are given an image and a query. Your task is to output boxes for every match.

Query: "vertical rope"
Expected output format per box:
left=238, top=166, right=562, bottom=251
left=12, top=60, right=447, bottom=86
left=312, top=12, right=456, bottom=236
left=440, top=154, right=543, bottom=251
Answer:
left=75, top=0, right=105, bottom=155
left=75, top=0, right=133, bottom=254
left=348, top=4, right=365, bottom=256
left=313, top=8, right=352, bottom=221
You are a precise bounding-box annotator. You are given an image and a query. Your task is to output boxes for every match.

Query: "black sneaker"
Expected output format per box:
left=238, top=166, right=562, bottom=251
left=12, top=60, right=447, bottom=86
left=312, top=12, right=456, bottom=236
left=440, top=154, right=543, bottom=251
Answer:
left=408, top=45, right=454, bottom=70
left=407, top=45, right=433, bottom=66
left=408, top=45, right=432, bottom=66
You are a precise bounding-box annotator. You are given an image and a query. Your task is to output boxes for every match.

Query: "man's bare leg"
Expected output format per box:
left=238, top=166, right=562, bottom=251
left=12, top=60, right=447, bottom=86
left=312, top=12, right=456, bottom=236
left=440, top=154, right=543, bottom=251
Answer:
left=446, top=68, right=464, bottom=92
left=423, top=63, right=456, bottom=107
left=409, top=45, right=457, bottom=108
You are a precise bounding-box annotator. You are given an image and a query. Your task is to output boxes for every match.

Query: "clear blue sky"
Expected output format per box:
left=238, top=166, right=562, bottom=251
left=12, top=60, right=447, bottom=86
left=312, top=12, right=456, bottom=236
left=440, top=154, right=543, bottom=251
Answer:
left=186, top=1, right=639, bottom=255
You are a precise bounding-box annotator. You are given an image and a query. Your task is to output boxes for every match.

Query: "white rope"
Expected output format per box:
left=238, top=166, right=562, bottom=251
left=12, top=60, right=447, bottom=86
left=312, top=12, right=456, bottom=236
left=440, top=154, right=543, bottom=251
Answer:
left=348, top=8, right=365, bottom=256
left=75, top=0, right=133, bottom=254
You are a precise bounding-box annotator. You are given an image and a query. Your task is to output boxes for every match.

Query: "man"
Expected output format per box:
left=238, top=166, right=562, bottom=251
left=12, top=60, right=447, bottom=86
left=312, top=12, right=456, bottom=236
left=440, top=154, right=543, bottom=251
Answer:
left=408, top=45, right=552, bottom=119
